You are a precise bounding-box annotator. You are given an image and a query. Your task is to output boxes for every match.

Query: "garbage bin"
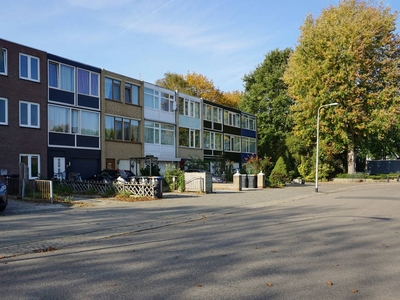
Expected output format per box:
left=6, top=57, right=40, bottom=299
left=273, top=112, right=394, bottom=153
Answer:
left=149, top=176, right=163, bottom=198
left=241, top=174, right=249, bottom=188
left=3, top=174, right=19, bottom=196
left=248, top=175, right=257, bottom=188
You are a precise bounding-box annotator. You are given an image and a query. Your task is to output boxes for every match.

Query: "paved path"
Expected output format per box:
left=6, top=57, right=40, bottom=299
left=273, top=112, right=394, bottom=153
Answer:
left=1, top=182, right=400, bottom=299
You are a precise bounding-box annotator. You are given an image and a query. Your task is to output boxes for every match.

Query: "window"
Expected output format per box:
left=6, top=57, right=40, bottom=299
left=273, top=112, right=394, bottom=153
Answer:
left=224, top=111, right=240, bottom=127
left=161, top=92, right=174, bottom=112
left=78, top=69, right=99, bottom=96
left=49, top=62, right=74, bottom=92
left=242, top=115, right=256, bottom=130
left=48, top=105, right=99, bottom=136
left=20, top=154, right=40, bottom=179
left=224, top=134, right=241, bottom=152
left=105, top=115, right=140, bottom=142
left=203, top=131, right=222, bottom=150
left=179, top=97, right=200, bottom=118
left=145, top=121, right=174, bottom=145
left=0, top=98, right=8, bottom=125
left=203, top=104, right=222, bottom=123
left=125, top=83, right=139, bottom=105
left=1, top=48, right=7, bottom=75
left=242, top=137, right=256, bottom=153
left=20, top=54, right=39, bottom=82
left=179, top=127, right=200, bottom=148
left=20, top=101, right=39, bottom=128
left=105, top=77, right=121, bottom=101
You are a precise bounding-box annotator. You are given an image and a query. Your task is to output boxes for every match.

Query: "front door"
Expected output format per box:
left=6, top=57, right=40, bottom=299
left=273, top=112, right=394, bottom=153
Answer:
left=53, top=157, right=65, bottom=180
left=106, top=158, right=115, bottom=169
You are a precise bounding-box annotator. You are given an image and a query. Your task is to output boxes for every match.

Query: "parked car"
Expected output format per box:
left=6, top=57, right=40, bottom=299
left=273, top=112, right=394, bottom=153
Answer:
left=87, top=169, right=132, bottom=183
left=184, top=169, right=224, bottom=183
left=0, top=180, right=8, bottom=212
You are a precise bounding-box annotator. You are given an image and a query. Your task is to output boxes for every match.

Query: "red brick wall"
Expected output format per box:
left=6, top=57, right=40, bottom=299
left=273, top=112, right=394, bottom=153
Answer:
left=0, top=39, right=48, bottom=178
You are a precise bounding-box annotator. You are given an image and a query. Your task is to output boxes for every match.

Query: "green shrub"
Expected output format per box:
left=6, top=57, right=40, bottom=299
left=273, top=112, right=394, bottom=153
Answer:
left=269, top=157, right=289, bottom=186
left=163, top=165, right=185, bottom=192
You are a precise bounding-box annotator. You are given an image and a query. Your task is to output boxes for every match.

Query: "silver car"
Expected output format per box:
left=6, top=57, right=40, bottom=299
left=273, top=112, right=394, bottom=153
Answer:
left=0, top=180, right=8, bottom=212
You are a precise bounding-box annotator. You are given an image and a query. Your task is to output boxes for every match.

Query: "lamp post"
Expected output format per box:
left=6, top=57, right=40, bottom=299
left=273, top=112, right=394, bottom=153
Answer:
left=315, top=102, right=339, bottom=193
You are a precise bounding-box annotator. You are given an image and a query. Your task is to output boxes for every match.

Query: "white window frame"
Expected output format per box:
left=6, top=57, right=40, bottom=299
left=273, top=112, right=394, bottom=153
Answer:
left=242, top=115, right=256, bottom=130
left=144, top=88, right=160, bottom=110
left=0, top=97, right=8, bottom=125
left=242, top=137, right=256, bottom=153
left=179, top=97, right=200, bottom=118
left=19, top=101, right=40, bottom=128
left=77, top=68, right=99, bottom=97
left=20, top=154, right=40, bottom=179
left=179, top=127, right=201, bottom=148
left=1, top=48, right=7, bottom=76
left=48, top=61, right=75, bottom=92
left=224, top=111, right=240, bottom=127
left=224, top=134, right=241, bottom=152
left=48, top=105, right=99, bottom=137
left=19, top=53, right=40, bottom=82
left=203, top=104, right=222, bottom=123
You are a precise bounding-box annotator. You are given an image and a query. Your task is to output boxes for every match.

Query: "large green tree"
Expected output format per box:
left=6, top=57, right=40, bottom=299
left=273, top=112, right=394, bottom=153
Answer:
left=284, top=0, right=400, bottom=174
left=240, top=48, right=293, bottom=162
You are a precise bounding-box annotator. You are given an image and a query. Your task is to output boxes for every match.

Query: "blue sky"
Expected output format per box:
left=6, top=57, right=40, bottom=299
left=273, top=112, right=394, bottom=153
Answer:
left=3, top=0, right=400, bottom=92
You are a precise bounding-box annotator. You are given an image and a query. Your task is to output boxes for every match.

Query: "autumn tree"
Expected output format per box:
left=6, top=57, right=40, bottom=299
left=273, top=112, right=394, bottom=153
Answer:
left=240, top=48, right=294, bottom=163
left=156, top=71, right=240, bottom=106
left=284, top=0, right=400, bottom=175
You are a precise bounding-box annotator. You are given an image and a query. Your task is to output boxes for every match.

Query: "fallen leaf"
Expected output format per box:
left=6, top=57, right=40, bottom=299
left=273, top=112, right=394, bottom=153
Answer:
left=333, top=264, right=340, bottom=267
left=221, top=254, right=226, bottom=257
left=254, top=246, right=259, bottom=249
left=351, top=289, right=358, bottom=293
left=266, top=283, right=273, bottom=287
left=111, top=283, right=117, bottom=286
left=271, top=250, right=277, bottom=253
left=327, top=281, right=333, bottom=286
left=196, top=284, right=202, bottom=287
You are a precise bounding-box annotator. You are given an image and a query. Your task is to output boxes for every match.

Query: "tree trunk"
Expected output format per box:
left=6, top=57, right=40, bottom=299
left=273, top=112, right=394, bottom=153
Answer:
left=347, top=148, right=356, bottom=174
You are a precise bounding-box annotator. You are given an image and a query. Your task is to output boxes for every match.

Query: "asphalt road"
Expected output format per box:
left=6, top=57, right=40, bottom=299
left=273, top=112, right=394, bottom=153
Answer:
left=1, top=182, right=400, bottom=299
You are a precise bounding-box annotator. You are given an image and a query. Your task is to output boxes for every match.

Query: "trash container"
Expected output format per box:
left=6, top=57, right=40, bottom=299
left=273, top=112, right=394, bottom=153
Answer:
left=3, top=174, right=19, bottom=196
left=241, top=174, right=249, bottom=188
left=248, top=175, right=257, bottom=188
left=149, top=176, right=163, bottom=198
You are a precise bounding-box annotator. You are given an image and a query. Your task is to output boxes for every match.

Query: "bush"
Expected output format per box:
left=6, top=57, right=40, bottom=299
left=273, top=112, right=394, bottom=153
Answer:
left=163, top=165, right=185, bottom=192
left=269, top=157, right=289, bottom=186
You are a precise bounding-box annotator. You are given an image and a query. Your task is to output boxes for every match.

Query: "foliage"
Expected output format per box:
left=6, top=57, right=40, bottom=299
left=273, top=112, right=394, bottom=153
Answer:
left=156, top=71, right=241, bottom=107
left=269, top=157, right=289, bottom=186
left=240, top=48, right=293, bottom=163
left=184, top=157, right=209, bottom=171
left=283, top=0, right=400, bottom=174
left=140, top=163, right=161, bottom=176
left=163, top=165, right=185, bottom=192
left=102, top=186, right=116, bottom=198
left=243, top=154, right=273, bottom=174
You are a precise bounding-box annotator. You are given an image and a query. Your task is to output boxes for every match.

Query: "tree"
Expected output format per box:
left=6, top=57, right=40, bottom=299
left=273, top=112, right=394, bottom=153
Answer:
left=240, top=48, right=293, bottom=163
left=155, top=72, right=188, bottom=92
left=156, top=71, right=238, bottom=106
left=269, top=156, right=289, bottom=186
left=284, top=0, right=400, bottom=174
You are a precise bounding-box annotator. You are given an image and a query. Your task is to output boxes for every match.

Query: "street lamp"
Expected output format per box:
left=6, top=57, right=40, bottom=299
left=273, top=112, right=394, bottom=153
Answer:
left=315, top=102, right=339, bottom=193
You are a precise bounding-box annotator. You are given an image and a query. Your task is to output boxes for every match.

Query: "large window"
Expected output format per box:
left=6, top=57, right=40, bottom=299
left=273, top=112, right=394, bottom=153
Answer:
left=242, top=115, right=256, bottom=130
left=242, top=137, right=256, bottom=153
left=105, top=115, right=140, bottom=142
left=224, top=111, right=240, bottom=127
left=203, top=104, right=222, bottom=123
left=224, top=134, right=241, bottom=152
left=49, top=62, right=74, bottom=92
left=48, top=105, right=99, bottom=136
left=178, top=97, right=200, bottom=118
left=0, top=98, right=8, bottom=125
left=161, top=92, right=174, bottom=112
left=20, top=154, right=40, bottom=179
left=20, top=101, right=39, bottom=128
left=1, top=48, right=7, bottom=75
left=105, top=77, right=121, bottom=101
left=145, top=121, right=174, bottom=145
left=125, top=83, right=139, bottom=105
left=144, top=88, right=160, bottom=110
left=20, top=53, right=39, bottom=82
left=204, top=131, right=222, bottom=150
left=78, top=69, right=99, bottom=97
left=179, top=127, right=200, bottom=148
